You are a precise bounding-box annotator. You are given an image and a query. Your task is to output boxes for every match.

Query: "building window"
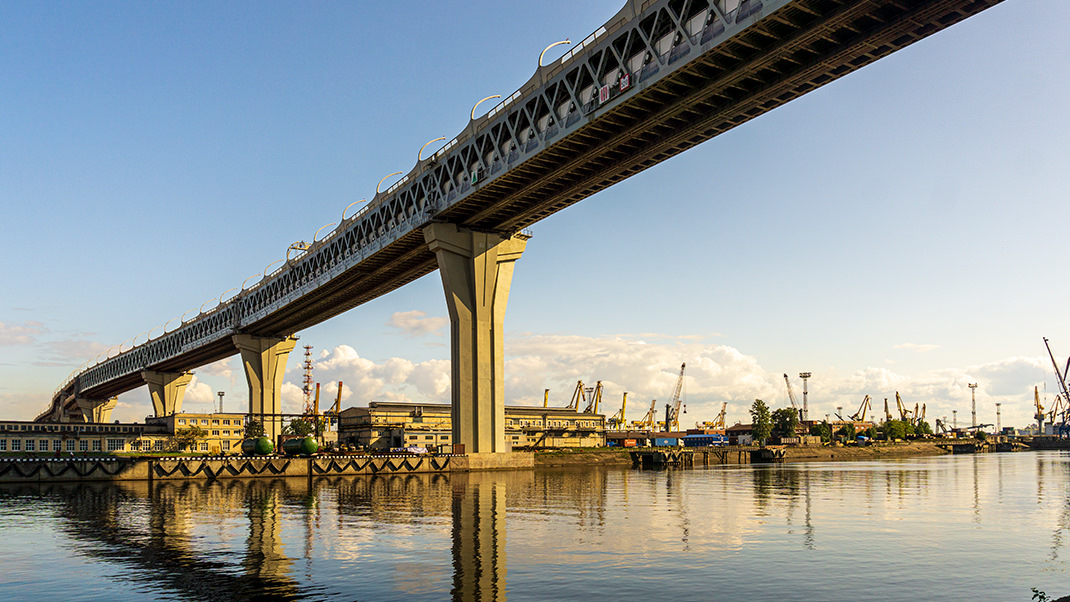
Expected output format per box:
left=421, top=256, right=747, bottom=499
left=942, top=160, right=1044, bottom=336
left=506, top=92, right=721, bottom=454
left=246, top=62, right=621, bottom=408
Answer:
left=25, top=440, right=34, bottom=452
left=154, top=440, right=165, bottom=451
left=107, top=439, right=124, bottom=452
left=66, top=440, right=76, bottom=452
left=223, top=419, right=231, bottom=425
left=212, top=430, right=219, bottom=436
left=0, top=440, right=6, bottom=451
left=212, top=420, right=219, bottom=425
left=178, top=419, right=186, bottom=425
left=201, top=420, right=209, bottom=425
left=200, top=442, right=209, bottom=451
left=11, top=440, right=20, bottom=451
left=79, top=440, right=88, bottom=452
left=92, top=440, right=102, bottom=452
left=425, top=435, right=433, bottom=440
left=221, top=441, right=230, bottom=451
left=130, top=441, right=141, bottom=451
left=53, top=440, right=62, bottom=451
left=442, top=436, right=449, bottom=441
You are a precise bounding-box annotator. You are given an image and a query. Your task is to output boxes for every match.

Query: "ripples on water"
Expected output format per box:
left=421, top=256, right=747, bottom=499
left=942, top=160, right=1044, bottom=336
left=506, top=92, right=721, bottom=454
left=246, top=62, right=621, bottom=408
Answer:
left=0, top=452, right=1067, bottom=601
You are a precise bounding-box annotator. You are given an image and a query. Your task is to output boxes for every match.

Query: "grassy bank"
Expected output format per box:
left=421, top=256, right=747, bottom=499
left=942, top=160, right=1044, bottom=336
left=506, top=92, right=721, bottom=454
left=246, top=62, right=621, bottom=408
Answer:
left=534, top=441, right=951, bottom=467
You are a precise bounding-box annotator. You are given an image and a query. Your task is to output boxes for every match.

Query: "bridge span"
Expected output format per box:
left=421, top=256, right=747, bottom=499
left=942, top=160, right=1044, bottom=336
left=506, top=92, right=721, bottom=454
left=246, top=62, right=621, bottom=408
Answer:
left=40, top=0, right=1004, bottom=450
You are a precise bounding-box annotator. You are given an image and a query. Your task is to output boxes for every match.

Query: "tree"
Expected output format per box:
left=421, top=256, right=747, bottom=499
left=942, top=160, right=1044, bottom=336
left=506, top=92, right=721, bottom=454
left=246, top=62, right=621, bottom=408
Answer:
left=836, top=423, right=857, bottom=441
left=883, top=420, right=908, bottom=440
left=283, top=418, right=314, bottom=437
left=810, top=421, right=832, bottom=443
left=171, top=426, right=208, bottom=452
left=750, top=399, right=772, bottom=446
left=975, top=430, right=988, bottom=441
left=245, top=420, right=265, bottom=438
left=915, top=420, right=933, bottom=436
left=771, top=407, right=800, bottom=439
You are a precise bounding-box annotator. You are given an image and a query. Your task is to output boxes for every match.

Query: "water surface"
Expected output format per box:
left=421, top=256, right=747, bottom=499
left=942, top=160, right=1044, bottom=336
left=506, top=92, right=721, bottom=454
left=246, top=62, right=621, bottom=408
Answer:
left=1, top=452, right=1067, bottom=600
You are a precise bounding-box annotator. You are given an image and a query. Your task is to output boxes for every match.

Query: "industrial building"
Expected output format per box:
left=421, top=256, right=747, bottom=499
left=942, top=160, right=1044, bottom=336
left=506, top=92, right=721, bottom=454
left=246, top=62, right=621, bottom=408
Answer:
left=338, top=402, right=606, bottom=451
left=0, top=412, right=246, bottom=455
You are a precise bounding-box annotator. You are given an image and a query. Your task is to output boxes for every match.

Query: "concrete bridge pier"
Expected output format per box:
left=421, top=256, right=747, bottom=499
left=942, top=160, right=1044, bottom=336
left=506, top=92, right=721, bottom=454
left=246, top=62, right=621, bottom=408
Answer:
left=424, top=224, right=527, bottom=454
left=76, top=396, right=118, bottom=423
left=142, top=370, right=193, bottom=417
left=233, top=334, right=298, bottom=441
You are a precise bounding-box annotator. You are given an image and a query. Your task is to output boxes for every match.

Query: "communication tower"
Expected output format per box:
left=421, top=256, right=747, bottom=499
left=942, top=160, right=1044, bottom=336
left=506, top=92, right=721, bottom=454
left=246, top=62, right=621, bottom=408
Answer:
left=968, top=383, right=978, bottom=428
left=302, top=345, right=315, bottom=414
left=799, top=372, right=812, bottom=422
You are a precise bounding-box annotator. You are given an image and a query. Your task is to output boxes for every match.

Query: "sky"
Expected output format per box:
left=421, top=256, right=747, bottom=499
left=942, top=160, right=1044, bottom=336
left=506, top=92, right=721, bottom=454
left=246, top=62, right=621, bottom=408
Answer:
left=2, top=0, right=1068, bottom=430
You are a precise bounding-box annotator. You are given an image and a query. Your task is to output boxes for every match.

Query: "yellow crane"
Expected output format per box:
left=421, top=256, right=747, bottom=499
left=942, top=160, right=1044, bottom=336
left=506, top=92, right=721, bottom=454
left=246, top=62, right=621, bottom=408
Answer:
left=583, top=381, right=604, bottom=414
left=895, top=392, right=913, bottom=422
left=634, top=399, right=658, bottom=431
left=567, top=380, right=585, bottom=410
left=884, top=398, right=893, bottom=422
left=1035, top=386, right=1045, bottom=432
left=607, top=392, right=628, bottom=431
left=543, top=389, right=549, bottom=408
left=849, top=395, right=871, bottom=422
left=698, top=402, right=727, bottom=430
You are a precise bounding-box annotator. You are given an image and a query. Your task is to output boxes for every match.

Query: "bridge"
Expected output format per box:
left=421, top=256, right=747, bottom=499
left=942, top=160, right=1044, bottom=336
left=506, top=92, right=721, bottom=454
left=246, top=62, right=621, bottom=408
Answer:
left=39, top=0, right=1003, bottom=451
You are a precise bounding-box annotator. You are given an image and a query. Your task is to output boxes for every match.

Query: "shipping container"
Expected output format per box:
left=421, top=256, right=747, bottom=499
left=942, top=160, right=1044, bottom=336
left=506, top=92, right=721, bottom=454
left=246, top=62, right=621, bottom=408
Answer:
left=682, top=434, right=727, bottom=447
left=653, top=437, right=679, bottom=447
left=623, top=439, right=638, bottom=448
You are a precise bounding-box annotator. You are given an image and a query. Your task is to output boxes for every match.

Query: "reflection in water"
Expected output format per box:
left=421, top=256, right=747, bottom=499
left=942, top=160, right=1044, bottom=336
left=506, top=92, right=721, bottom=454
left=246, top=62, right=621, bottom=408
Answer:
left=0, top=453, right=1068, bottom=601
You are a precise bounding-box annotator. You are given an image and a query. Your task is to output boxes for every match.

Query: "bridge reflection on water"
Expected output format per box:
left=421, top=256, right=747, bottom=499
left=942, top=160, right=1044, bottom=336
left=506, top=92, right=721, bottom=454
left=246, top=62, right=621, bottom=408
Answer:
left=2, top=453, right=1070, bottom=601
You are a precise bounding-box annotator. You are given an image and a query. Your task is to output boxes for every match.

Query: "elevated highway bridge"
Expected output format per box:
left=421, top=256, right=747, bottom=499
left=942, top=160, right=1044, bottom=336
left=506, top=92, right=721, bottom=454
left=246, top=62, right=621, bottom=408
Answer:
left=40, top=0, right=1004, bottom=451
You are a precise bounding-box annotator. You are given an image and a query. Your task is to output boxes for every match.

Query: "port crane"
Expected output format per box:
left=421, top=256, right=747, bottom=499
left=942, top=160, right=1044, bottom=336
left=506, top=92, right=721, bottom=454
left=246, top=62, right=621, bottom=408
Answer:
left=567, top=381, right=586, bottom=411
left=1043, top=338, right=1070, bottom=436
left=583, top=381, right=604, bottom=414
left=895, top=392, right=914, bottom=423
left=607, top=393, right=628, bottom=431
left=698, top=402, right=727, bottom=430
left=634, top=399, right=659, bottom=431
left=849, top=395, right=872, bottom=422
left=1034, top=386, right=1045, bottom=433
left=884, top=398, right=893, bottom=423
left=783, top=374, right=802, bottom=417
left=665, top=363, right=687, bottom=432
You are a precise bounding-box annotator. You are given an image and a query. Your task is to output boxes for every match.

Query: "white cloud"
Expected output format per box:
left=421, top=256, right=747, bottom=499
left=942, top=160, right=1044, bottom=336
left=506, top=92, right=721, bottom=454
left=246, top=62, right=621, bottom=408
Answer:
left=0, top=321, right=46, bottom=346
left=387, top=311, right=449, bottom=337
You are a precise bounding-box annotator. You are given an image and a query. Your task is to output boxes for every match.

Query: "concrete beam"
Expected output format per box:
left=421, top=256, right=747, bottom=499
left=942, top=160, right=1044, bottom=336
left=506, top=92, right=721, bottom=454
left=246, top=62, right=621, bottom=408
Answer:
left=77, top=397, right=118, bottom=424
left=142, top=370, right=194, bottom=417
left=424, top=223, right=527, bottom=454
left=233, top=334, right=297, bottom=442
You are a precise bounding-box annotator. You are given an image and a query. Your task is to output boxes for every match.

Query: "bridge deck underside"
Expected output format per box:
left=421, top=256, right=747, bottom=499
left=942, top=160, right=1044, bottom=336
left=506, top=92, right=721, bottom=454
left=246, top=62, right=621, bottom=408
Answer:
left=63, top=0, right=1000, bottom=409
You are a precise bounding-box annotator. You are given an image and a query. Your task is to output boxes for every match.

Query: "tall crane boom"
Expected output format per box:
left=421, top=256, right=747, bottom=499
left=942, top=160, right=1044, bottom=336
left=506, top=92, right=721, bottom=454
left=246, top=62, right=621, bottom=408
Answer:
left=583, top=381, right=604, bottom=414
left=849, top=395, right=871, bottom=422
left=608, top=392, right=627, bottom=431
left=783, top=374, right=801, bottom=414
left=666, top=363, right=686, bottom=432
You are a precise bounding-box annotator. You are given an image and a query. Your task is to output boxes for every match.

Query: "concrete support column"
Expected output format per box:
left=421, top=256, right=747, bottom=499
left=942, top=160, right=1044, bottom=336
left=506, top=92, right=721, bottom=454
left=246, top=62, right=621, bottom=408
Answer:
left=233, top=334, right=298, bottom=442
left=76, top=397, right=118, bottom=423
left=424, top=223, right=527, bottom=454
left=142, top=370, right=194, bottom=417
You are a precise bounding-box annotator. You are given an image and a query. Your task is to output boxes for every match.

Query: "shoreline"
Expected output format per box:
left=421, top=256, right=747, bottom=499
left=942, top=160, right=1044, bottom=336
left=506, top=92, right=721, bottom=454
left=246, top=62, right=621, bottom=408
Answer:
left=534, top=441, right=954, bottom=467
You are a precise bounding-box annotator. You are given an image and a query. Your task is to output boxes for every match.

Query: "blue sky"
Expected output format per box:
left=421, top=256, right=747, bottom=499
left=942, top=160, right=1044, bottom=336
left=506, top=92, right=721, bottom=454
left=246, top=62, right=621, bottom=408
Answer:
left=2, top=0, right=1067, bottom=429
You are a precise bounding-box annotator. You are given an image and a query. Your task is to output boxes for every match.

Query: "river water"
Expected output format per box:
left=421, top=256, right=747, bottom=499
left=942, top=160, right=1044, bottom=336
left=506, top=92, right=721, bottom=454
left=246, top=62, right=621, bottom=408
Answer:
left=0, top=451, right=1067, bottom=601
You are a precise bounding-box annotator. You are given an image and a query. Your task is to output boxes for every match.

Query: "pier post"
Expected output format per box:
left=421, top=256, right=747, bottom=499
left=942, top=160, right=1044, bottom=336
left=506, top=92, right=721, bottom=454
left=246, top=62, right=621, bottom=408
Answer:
left=76, top=396, right=118, bottom=423
left=142, top=370, right=194, bottom=417
left=424, top=224, right=527, bottom=454
left=233, top=334, right=298, bottom=442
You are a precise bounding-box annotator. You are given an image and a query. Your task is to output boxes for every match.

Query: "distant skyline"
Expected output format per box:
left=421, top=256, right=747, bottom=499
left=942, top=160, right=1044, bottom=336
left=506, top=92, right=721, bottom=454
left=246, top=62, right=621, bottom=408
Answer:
left=2, top=1, right=1068, bottom=430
